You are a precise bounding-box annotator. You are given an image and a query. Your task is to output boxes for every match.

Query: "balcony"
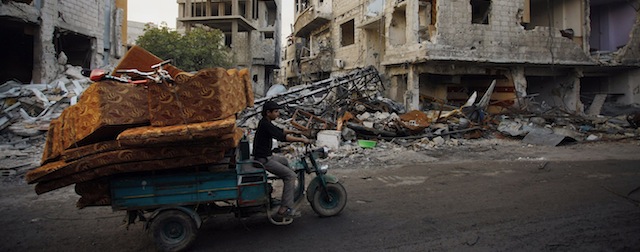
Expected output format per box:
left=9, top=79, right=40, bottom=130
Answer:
left=294, top=6, right=331, bottom=37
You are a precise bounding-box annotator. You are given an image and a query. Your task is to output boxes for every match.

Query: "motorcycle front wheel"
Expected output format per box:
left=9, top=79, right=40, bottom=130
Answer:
left=311, top=183, right=347, bottom=217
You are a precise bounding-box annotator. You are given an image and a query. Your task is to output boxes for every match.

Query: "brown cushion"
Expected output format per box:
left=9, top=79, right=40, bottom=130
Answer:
left=116, top=115, right=237, bottom=146
left=149, top=68, right=253, bottom=126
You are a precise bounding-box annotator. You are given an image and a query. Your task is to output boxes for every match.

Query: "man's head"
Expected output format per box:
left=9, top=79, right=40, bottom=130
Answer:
left=262, top=101, right=282, bottom=120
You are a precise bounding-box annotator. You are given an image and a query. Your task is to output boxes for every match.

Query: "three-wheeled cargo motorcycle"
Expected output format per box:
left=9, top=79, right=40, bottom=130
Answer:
left=109, top=138, right=347, bottom=251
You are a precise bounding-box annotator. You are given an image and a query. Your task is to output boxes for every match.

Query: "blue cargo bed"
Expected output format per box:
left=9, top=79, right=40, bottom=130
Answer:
left=110, top=167, right=269, bottom=210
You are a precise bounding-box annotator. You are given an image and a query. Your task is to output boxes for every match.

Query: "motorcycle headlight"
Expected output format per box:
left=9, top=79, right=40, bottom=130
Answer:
left=319, top=164, right=329, bottom=174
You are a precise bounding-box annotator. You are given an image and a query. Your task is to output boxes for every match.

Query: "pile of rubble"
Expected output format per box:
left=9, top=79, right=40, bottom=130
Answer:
left=1, top=52, right=93, bottom=179
left=240, top=68, right=640, bottom=167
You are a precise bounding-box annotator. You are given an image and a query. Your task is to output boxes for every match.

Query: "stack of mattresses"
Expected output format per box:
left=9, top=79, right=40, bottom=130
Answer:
left=26, top=46, right=254, bottom=208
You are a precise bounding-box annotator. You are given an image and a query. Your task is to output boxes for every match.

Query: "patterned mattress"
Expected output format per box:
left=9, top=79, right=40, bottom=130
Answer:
left=27, top=46, right=254, bottom=206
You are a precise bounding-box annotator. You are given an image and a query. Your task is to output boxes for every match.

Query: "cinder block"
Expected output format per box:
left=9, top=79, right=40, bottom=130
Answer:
left=316, top=130, right=342, bottom=150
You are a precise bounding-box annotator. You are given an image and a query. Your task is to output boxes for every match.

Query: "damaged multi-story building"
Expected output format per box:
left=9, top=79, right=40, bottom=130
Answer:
left=177, top=0, right=282, bottom=97
left=0, top=0, right=128, bottom=84
left=283, top=0, right=640, bottom=114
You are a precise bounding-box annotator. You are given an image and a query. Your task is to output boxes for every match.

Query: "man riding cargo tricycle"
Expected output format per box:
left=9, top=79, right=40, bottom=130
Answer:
left=111, top=138, right=347, bottom=251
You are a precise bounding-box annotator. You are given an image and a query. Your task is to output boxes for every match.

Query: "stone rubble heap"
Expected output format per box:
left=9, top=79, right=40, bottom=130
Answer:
left=1, top=52, right=94, bottom=179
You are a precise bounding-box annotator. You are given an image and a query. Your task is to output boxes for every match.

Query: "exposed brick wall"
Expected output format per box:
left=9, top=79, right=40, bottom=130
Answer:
left=34, top=0, right=122, bottom=82
left=382, top=0, right=594, bottom=66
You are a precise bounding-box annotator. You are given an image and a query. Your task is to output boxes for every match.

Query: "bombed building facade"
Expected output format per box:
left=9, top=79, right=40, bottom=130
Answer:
left=177, top=0, right=282, bottom=97
left=283, top=0, right=640, bottom=114
left=0, top=0, right=128, bottom=84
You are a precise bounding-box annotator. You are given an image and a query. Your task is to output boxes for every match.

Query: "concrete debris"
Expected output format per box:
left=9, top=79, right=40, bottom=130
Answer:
left=0, top=62, right=91, bottom=178
left=0, top=62, right=91, bottom=138
left=241, top=67, right=639, bottom=155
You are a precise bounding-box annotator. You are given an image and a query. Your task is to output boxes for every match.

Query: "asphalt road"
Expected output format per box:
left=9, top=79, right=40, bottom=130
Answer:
left=1, top=159, right=639, bottom=251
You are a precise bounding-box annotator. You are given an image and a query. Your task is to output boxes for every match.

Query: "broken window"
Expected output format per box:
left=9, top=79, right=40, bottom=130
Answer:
left=296, top=0, right=309, bottom=13
left=266, top=1, right=277, bottom=26
left=54, top=28, right=92, bottom=68
left=341, top=19, right=355, bottom=46
left=390, top=9, right=407, bottom=46
left=419, top=0, right=436, bottom=41
left=0, top=21, right=35, bottom=83
left=299, top=37, right=311, bottom=58
left=526, top=0, right=584, bottom=44
left=589, top=1, right=637, bottom=52
left=471, top=0, right=491, bottom=24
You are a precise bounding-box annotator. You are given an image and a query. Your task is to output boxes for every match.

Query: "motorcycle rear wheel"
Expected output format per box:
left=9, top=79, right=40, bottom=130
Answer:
left=311, top=183, right=347, bottom=217
left=149, top=210, right=198, bottom=252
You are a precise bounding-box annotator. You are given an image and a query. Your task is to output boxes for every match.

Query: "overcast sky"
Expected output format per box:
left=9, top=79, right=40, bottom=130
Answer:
left=127, top=0, right=294, bottom=42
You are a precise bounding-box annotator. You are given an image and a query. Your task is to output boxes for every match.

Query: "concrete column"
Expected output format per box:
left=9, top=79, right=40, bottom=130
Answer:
left=558, top=68, right=584, bottom=114
left=34, top=0, right=58, bottom=83
left=219, top=2, right=225, bottom=16
left=246, top=0, right=252, bottom=19
left=232, top=20, right=238, bottom=64
left=232, top=0, right=238, bottom=15
left=509, top=67, right=528, bottom=109
left=406, top=0, right=418, bottom=44
left=206, top=0, right=211, bottom=16
left=247, top=29, right=252, bottom=63
left=405, top=66, right=420, bottom=111
left=185, top=0, right=191, bottom=17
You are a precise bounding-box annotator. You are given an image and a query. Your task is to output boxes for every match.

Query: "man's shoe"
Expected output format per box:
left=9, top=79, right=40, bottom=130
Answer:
left=278, top=208, right=301, bottom=218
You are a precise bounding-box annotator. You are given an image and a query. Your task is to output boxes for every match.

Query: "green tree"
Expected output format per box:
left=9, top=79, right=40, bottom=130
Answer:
left=136, top=24, right=232, bottom=71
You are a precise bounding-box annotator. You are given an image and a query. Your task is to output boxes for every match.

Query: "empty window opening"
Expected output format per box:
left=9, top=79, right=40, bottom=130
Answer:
left=419, top=0, right=436, bottom=41
left=211, top=2, right=220, bottom=16
left=1, top=21, right=34, bottom=83
left=264, top=31, right=274, bottom=39
left=267, top=1, right=277, bottom=26
left=252, top=0, right=258, bottom=19
left=527, top=0, right=583, bottom=45
left=589, top=1, right=637, bottom=52
left=192, top=2, right=206, bottom=17
left=239, top=2, right=247, bottom=17
left=296, top=0, right=309, bottom=14
left=389, top=75, right=408, bottom=104
left=471, top=0, right=491, bottom=24
left=225, top=2, right=232, bottom=15
left=300, top=37, right=311, bottom=58
left=224, top=34, right=232, bottom=47
left=389, top=9, right=407, bottom=46
left=341, top=19, right=355, bottom=46
left=54, top=28, right=92, bottom=68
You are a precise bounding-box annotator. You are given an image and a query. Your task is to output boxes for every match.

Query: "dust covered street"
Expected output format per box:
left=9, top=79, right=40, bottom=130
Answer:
left=1, top=140, right=639, bottom=251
